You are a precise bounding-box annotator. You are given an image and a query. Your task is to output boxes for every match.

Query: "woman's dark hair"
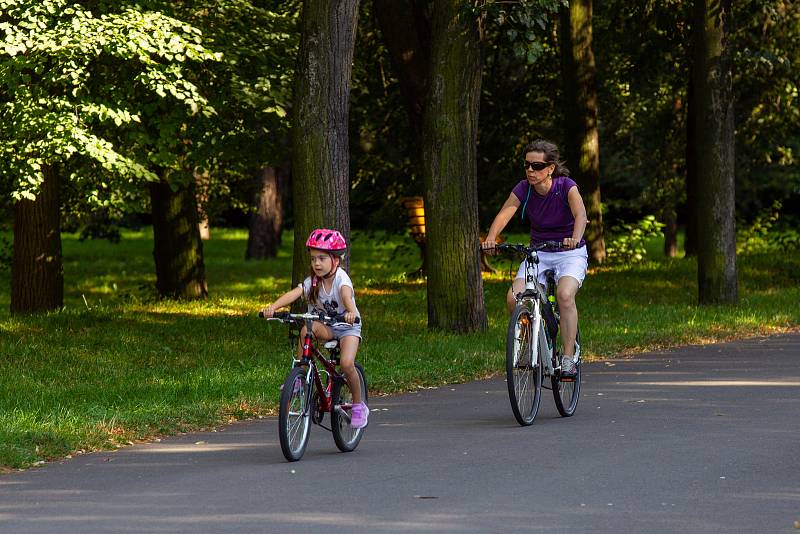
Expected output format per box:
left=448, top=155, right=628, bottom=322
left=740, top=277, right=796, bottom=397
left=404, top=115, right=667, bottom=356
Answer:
left=523, top=139, right=570, bottom=177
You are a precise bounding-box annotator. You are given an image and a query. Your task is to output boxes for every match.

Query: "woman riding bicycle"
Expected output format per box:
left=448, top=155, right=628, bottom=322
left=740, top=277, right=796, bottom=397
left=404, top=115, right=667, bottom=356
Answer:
left=482, top=139, right=588, bottom=378
left=260, top=228, right=368, bottom=428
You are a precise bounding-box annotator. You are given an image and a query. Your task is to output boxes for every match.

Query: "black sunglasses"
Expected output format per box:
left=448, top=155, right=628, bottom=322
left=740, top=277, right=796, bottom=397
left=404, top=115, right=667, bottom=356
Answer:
left=523, top=161, right=550, bottom=171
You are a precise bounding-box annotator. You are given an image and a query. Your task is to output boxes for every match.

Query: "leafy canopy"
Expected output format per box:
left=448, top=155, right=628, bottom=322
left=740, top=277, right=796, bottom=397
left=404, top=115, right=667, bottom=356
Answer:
left=0, top=0, right=220, bottom=201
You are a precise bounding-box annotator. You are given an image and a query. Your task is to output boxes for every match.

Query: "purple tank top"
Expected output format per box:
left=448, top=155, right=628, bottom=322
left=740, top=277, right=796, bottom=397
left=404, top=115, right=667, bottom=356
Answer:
left=511, top=176, right=585, bottom=248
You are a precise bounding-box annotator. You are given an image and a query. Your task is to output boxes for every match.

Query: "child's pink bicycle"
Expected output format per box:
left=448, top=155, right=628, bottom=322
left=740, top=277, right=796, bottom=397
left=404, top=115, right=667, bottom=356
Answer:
left=260, top=311, right=367, bottom=462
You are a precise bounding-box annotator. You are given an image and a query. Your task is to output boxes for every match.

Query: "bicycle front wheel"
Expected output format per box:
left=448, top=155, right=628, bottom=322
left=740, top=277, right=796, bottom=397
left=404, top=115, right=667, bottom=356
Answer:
left=552, top=328, right=581, bottom=417
left=506, top=305, right=542, bottom=426
left=278, top=366, right=312, bottom=461
left=331, top=363, right=368, bottom=452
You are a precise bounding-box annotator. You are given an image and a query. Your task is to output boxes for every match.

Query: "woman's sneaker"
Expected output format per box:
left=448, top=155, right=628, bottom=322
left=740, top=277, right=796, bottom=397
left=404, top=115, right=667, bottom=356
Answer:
left=561, top=356, right=578, bottom=381
left=350, top=402, right=369, bottom=429
left=561, top=343, right=580, bottom=380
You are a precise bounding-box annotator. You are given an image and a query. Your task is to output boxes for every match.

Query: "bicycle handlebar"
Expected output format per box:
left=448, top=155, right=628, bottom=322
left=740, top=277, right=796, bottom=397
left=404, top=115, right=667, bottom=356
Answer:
left=258, top=310, right=360, bottom=325
left=489, top=241, right=567, bottom=255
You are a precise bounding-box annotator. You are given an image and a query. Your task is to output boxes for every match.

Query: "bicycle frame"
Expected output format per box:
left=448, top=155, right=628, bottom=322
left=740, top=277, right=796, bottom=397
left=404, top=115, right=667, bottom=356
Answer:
left=509, top=247, right=561, bottom=378
left=292, top=317, right=351, bottom=423
left=493, top=241, right=581, bottom=422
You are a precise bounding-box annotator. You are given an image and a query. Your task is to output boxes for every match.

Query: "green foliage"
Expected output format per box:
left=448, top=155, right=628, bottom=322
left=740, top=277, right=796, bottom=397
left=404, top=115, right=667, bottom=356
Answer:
left=466, top=0, right=567, bottom=63
left=605, top=215, right=665, bottom=264
left=732, top=0, right=800, bottom=220
left=0, top=0, right=220, bottom=204
left=348, top=2, right=421, bottom=229
left=0, top=232, right=10, bottom=271
left=737, top=200, right=800, bottom=254
left=116, top=0, right=299, bottom=224
left=142, top=1, right=299, bottom=169
left=594, top=0, right=691, bottom=224
left=475, top=2, right=566, bottom=226
left=595, top=0, right=800, bottom=225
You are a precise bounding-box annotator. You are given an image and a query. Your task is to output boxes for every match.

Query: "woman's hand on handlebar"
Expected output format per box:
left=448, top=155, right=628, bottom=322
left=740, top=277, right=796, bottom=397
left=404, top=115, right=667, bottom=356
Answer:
left=259, top=305, right=276, bottom=318
left=562, top=237, right=580, bottom=250
left=481, top=237, right=499, bottom=255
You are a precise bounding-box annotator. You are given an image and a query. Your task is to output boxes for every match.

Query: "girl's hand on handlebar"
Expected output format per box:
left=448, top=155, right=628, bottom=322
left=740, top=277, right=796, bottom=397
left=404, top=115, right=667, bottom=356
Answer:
left=563, top=238, right=579, bottom=250
left=343, top=311, right=358, bottom=325
left=259, top=305, right=275, bottom=318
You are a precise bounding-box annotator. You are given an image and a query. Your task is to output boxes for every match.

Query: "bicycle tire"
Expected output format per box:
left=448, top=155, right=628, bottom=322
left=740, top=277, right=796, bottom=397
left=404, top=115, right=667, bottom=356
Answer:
left=331, top=362, right=368, bottom=452
left=506, top=304, right=542, bottom=426
left=552, top=328, right=581, bottom=417
left=278, top=366, right=312, bottom=461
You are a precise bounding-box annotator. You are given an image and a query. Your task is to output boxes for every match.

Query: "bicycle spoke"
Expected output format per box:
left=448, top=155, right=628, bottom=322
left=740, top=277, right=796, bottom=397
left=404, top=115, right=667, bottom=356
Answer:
left=278, top=368, right=312, bottom=461
left=331, top=363, right=367, bottom=452
left=506, top=305, right=542, bottom=426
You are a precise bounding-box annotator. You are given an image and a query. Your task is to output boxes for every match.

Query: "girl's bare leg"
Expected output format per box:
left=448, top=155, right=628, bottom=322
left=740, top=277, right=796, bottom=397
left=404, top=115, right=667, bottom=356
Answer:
left=337, top=336, right=362, bottom=404
left=297, top=322, right=333, bottom=357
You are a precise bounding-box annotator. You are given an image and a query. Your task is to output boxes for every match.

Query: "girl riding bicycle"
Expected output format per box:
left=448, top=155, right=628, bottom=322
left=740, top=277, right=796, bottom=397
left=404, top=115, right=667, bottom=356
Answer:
left=482, top=139, right=588, bottom=378
left=260, top=228, right=368, bottom=428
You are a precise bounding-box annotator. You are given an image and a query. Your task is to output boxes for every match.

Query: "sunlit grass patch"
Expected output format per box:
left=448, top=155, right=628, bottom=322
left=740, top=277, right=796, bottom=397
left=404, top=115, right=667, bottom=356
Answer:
left=0, top=228, right=797, bottom=469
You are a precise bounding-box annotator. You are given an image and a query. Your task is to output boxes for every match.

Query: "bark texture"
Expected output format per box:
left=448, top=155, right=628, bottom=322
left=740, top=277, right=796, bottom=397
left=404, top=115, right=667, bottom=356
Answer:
left=684, top=72, right=698, bottom=257
left=11, top=164, right=63, bottom=313
left=291, top=0, right=359, bottom=285
left=246, top=166, right=284, bottom=260
left=693, top=0, right=737, bottom=304
left=560, top=0, right=606, bottom=264
left=149, top=173, right=208, bottom=299
left=421, top=1, right=486, bottom=333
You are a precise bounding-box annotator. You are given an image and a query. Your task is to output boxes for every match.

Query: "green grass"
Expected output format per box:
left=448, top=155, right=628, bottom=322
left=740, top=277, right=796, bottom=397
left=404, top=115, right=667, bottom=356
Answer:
left=0, top=229, right=797, bottom=470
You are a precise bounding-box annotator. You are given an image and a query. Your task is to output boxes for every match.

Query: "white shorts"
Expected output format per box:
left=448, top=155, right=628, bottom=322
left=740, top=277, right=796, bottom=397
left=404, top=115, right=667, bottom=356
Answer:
left=515, top=245, right=588, bottom=288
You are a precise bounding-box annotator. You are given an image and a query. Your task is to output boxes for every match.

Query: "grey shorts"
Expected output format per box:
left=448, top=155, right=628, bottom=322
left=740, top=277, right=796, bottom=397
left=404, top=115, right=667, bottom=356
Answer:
left=329, top=321, right=362, bottom=341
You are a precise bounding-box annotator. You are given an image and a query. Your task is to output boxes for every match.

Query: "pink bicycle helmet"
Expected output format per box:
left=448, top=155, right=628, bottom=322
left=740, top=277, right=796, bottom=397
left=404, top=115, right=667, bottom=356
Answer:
left=306, top=228, right=347, bottom=255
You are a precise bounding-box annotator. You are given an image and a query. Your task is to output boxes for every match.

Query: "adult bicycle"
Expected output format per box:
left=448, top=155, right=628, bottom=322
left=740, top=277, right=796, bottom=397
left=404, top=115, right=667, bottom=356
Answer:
left=260, top=311, right=368, bottom=461
left=492, top=242, right=581, bottom=426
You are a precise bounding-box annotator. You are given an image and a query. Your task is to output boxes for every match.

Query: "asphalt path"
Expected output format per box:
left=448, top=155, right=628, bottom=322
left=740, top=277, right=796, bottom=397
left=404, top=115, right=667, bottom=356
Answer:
left=1, top=333, right=799, bottom=533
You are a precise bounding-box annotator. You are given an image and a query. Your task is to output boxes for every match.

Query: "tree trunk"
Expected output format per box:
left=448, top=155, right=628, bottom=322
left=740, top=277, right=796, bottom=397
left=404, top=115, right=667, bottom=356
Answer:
left=663, top=208, right=678, bottom=257
left=693, top=0, right=737, bottom=305
left=149, top=173, right=208, bottom=299
left=421, top=0, right=487, bottom=333
left=246, top=166, right=284, bottom=260
left=684, top=72, right=698, bottom=257
left=559, top=0, right=606, bottom=264
left=11, top=164, right=63, bottom=313
left=373, top=0, right=431, bottom=134
left=195, top=170, right=211, bottom=241
left=290, top=0, right=360, bottom=285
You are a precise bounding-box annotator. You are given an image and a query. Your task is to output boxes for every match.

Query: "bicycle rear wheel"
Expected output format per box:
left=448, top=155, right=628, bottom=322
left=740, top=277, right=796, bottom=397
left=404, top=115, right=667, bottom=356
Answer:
left=278, top=366, right=312, bottom=461
left=552, top=328, right=581, bottom=417
left=331, top=363, right=368, bottom=452
left=506, top=304, right=542, bottom=426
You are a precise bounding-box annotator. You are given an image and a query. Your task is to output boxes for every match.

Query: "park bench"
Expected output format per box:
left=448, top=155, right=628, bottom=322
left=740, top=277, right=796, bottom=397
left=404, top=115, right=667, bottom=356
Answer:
left=400, top=196, right=500, bottom=277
